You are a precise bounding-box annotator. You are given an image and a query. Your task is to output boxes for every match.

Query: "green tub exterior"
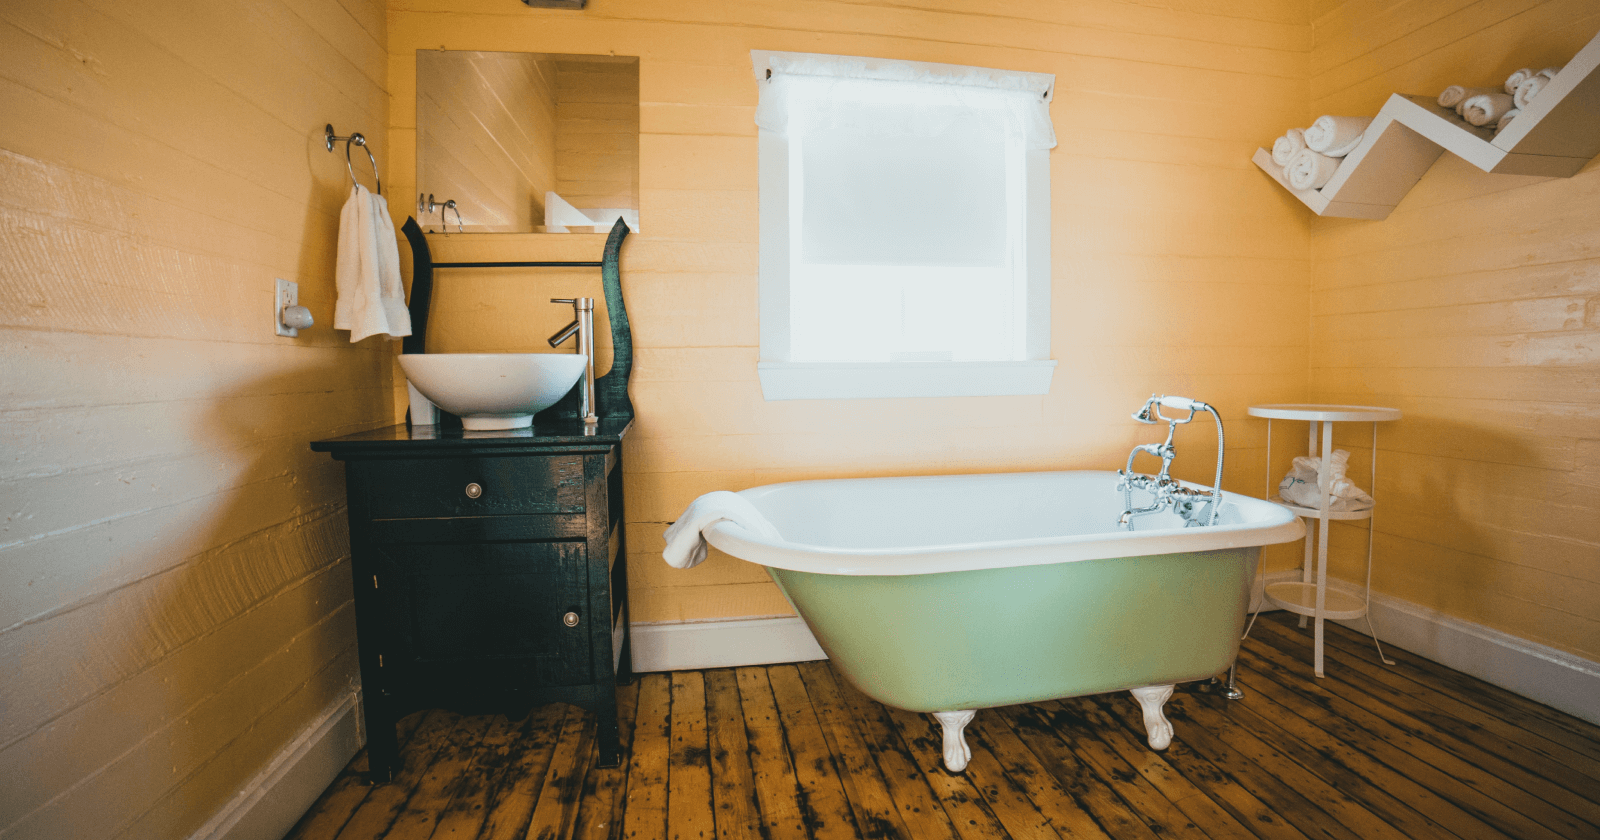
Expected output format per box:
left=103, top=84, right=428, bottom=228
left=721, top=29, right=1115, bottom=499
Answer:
left=769, top=546, right=1256, bottom=713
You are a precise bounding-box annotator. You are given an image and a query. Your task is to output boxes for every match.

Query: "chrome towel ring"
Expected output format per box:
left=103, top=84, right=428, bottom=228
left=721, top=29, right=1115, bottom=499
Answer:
left=325, top=124, right=381, bottom=195
left=419, top=193, right=463, bottom=234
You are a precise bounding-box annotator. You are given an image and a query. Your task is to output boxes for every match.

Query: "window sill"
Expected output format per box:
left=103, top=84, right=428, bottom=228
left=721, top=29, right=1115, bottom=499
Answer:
left=757, top=360, right=1056, bottom=401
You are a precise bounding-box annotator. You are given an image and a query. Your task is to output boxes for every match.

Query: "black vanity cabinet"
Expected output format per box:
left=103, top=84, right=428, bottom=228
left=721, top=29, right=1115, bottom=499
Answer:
left=311, top=419, right=632, bottom=780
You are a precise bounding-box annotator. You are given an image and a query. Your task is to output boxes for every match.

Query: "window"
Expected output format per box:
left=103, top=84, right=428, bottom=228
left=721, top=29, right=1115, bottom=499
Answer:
left=753, top=51, right=1057, bottom=400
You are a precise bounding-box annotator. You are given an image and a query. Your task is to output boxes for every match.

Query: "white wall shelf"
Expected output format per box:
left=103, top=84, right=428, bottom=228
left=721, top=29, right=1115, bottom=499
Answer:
left=1255, top=29, right=1600, bottom=220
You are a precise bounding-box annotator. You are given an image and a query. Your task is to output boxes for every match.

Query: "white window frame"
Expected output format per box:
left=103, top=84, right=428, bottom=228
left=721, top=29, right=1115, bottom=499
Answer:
left=753, top=50, right=1056, bottom=401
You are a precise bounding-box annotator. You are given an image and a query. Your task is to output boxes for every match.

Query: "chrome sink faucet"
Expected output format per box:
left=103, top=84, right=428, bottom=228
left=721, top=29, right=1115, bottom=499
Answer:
left=1117, top=395, right=1225, bottom=529
left=548, top=297, right=598, bottom=426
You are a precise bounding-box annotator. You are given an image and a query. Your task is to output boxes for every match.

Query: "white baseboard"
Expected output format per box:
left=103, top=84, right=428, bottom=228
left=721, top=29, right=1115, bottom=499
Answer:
left=188, top=691, right=363, bottom=840
left=631, top=616, right=825, bottom=673
left=1250, top=569, right=1600, bottom=726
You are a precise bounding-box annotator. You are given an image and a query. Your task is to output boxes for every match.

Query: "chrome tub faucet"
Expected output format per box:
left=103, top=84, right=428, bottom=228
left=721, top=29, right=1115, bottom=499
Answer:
left=1117, top=395, right=1226, bottom=529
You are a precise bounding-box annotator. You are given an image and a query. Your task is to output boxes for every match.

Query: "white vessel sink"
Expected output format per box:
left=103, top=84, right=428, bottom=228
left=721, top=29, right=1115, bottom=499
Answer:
left=399, top=353, right=586, bottom=430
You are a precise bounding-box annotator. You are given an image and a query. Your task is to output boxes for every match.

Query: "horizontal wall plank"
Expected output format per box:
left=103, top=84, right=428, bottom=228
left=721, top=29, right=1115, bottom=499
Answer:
left=0, top=508, right=352, bottom=745
left=0, top=562, right=353, bottom=823
left=0, top=0, right=385, bottom=836
left=9, top=613, right=359, bottom=840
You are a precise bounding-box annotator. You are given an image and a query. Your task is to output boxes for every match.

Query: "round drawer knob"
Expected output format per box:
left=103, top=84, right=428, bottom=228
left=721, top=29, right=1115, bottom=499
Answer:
left=562, top=611, right=580, bottom=627
left=464, top=482, right=483, bottom=499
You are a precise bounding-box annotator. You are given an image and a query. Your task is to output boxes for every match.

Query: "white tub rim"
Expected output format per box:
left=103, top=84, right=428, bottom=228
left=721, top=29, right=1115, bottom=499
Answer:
left=704, top=469, right=1305, bottom=576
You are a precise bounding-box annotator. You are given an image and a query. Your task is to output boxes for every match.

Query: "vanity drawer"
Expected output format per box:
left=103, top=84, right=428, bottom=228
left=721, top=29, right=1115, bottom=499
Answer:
left=358, top=455, right=586, bottom=519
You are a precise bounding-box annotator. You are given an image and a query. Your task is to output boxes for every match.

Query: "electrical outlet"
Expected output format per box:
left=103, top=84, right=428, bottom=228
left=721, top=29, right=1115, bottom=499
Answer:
left=275, top=278, right=300, bottom=337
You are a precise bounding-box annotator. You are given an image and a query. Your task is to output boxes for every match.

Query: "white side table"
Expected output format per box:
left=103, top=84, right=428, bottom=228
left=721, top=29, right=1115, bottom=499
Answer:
left=1248, top=404, right=1401, bottom=677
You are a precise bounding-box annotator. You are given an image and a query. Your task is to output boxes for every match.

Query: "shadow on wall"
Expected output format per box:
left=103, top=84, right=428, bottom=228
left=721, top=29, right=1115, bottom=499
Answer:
left=1323, top=411, right=1537, bottom=616
left=139, top=354, right=377, bottom=836
left=105, top=159, right=394, bottom=834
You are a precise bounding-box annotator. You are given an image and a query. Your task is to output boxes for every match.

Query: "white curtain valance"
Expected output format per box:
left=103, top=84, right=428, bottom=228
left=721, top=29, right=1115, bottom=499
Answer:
left=751, top=50, right=1057, bottom=150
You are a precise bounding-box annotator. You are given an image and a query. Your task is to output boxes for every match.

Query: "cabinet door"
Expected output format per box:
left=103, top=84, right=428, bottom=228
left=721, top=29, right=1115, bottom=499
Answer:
left=374, top=540, right=593, bottom=688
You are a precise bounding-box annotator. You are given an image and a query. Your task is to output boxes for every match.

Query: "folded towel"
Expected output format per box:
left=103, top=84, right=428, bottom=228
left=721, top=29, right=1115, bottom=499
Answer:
left=1504, top=67, right=1535, bottom=94
left=1271, top=127, right=1306, bottom=167
left=334, top=184, right=412, bottom=342
left=663, top=490, right=782, bottom=569
left=1513, top=77, right=1545, bottom=109
left=1495, top=108, right=1521, bottom=132
left=1279, top=450, right=1374, bottom=512
left=1511, top=67, right=1564, bottom=109
left=1438, top=85, right=1497, bottom=110
left=1462, top=92, right=1515, bottom=126
left=1302, top=115, right=1372, bottom=157
left=1287, top=148, right=1341, bottom=191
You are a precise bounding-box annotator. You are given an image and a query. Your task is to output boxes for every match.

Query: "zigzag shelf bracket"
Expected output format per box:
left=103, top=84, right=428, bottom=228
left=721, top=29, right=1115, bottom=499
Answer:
left=1255, top=29, right=1600, bottom=220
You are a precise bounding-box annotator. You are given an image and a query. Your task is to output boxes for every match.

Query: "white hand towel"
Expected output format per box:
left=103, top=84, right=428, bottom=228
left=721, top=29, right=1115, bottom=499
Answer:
left=335, top=184, right=412, bottom=342
left=1279, top=450, right=1374, bottom=512
left=1287, top=148, right=1340, bottom=191
left=663, top=490, right=782, bottom=569
left=1512, top=67, right=1562, bottom=110
left=1504, top=67, right=1535, bottom=94
left=1438, top=85, right=1497, bottom=110
left=1462, top=92, right=1515, bottom=126
left=1271, top=128, right=1306, bottom=167
left=1495, top=108, right=1521, bottom=132
left=1302, top=115, right=1372, bottom=157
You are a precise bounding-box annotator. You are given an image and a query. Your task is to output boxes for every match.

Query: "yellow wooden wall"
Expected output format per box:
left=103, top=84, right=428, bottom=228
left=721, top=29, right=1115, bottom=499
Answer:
left=386, top=0, right=1315, bottom=624
left=416, top=49, right=558, bottom=230
left=1308, top=0, right=1600, bottom=660
left=0, top=1, right=391, bottom=837
left=554, top=56, right=640, bottom=214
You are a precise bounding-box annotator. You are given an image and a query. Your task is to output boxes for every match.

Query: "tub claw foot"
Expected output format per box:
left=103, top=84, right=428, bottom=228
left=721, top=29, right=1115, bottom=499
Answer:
left=932, top=710, right=976, bottom=772
left=1129, top=685, right=1174, bottom=750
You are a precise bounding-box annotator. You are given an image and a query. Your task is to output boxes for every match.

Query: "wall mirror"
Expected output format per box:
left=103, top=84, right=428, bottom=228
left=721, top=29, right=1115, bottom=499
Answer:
left=416, top=50, right=640, bottom=234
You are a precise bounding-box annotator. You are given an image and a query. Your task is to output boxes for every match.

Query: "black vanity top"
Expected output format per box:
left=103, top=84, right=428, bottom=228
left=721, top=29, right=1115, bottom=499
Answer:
left=311, top=418, right=632, bottom=457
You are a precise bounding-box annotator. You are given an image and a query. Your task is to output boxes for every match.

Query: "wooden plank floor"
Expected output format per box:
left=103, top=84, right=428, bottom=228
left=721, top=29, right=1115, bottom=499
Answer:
left=286, top=613, right=1600, bottom=840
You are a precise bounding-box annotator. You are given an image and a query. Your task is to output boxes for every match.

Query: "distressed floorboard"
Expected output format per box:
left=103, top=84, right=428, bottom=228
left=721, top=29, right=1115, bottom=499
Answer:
left=288, top=616, right=1600, bottom=840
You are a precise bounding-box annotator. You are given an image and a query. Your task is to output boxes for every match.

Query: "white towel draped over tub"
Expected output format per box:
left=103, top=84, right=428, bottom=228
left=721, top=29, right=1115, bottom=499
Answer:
left=1288, top=148, right=1341, bottom=191
left=1302, top=115, right=1371, bottom=157
left=663, top=490, right=782, bottom=569
left=335, top=183, right=411, bottom=342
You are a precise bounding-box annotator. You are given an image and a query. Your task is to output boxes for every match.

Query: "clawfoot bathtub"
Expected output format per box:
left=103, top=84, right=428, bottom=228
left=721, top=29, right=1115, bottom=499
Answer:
left=703, top=470, right=1304, bottom=771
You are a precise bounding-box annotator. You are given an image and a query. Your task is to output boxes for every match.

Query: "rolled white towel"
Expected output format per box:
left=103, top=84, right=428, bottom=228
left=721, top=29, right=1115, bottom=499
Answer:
left=1495, top=108, right=1521, bottom=132
left=1438, top=85, right=1497, bottom=110
left=1303, top=115, right=1372, bottom=157
left=1513, top=77, right=1545, bottom=109
left=1512, top=66, right=1565, bottom=109
left=1512, top=69, right=1560, bottom=110
left=1287, top=148, right=1341, bottom=191
left=1504, top=67, right=1536, bottom=94
left=662, top=490, right=782, bottom=569
left=1271, top=127, right=1306, bottom=167
left=1462, top=92, right=1515, bottom=126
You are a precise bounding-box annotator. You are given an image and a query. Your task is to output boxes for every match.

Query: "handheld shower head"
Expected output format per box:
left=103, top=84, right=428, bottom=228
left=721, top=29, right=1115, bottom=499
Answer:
left=1132, top=395, right=1159, bottom=424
